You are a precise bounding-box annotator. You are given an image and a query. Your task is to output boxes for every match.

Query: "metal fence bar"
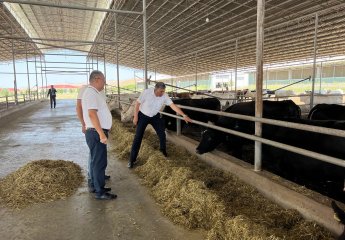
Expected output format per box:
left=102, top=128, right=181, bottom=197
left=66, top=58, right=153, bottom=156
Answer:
left=176, top=104, right=345, bottom=138
left=160, top=111, right=345, bottom=168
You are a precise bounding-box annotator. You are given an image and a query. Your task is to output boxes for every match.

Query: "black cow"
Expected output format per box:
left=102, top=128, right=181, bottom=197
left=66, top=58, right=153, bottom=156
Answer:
left=196, top=100, right=301, bottom=155
left=162, top=98, right=221, bottom=131
left=196, top=102, right=345, bottom=200
left=260, top=119, right=345, bottom=200
left=308, top=104, right=345, bottom=120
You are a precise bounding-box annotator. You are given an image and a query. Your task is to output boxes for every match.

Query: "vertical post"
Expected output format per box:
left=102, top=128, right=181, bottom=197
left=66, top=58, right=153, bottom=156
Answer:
left=266, top=67, right=269, bottom=90
left=85, top=60, right=89, bottom=84
left=91, top=56, right=94, bottom=71
left=11, top=29, right=18, bottom=105
left=104, top=54, right=107, bottom=94
left=195, top=54, right=198, bottom=92
left=96, top=46, right=99, bottom=70
left=176, top=113, right=181, bottom=136
left=134, top=71, right=137, bottom=92
left=319, top=62, right=323, bottom=93
left=25, top=42, right=31, bottom=101
left=102, top=31, right=107, bottom=93
left=254, top=0, right=265, bottom=172
left=234, top=38, right=238, bottom=101
left=34, top=55, right=39, bottom=99
left=310, top=13, right=318, bottom=109
left=44, top=56, right=48, bottom=93
left=40, top=55, right=44, bottom=99
left=143, top=0, right=148, bottom=89
left=114, top=14, right=121, bottom=108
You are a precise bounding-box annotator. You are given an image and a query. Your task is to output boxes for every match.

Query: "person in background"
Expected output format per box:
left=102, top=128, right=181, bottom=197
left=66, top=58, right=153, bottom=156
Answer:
left=128, top=82, right=192, bottom=168
left=47, top=85, right=57, bottom=108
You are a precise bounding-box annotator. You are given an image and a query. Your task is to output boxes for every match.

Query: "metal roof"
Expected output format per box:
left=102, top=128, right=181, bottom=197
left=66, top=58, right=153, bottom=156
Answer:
left=1, top=0, right=345, bottom=76
left=0, top=3, right=40, bottom=61
left=90, top=0, right=345, bottom=76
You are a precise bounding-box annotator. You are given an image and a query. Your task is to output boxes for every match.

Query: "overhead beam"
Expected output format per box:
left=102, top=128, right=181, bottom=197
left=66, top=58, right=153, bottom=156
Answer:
left=0, top=0, right=143, bottom=15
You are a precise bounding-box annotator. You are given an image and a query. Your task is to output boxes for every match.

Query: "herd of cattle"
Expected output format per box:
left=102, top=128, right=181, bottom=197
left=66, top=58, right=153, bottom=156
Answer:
left=108, top=92, right=345, bottom=200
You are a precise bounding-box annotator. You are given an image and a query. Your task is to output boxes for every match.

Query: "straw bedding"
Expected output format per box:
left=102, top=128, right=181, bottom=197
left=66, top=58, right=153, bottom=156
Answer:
left=110, top=118, right=333, bottom=240
left=0, top=160, right=83, bottom=209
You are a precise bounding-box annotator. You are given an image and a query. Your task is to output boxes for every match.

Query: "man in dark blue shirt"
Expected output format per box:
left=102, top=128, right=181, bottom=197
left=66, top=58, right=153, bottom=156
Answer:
left=47, top=85, right=57, bottom=108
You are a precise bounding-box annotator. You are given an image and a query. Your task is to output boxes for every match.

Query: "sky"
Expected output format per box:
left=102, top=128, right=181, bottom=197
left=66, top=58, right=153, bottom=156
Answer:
left=0, top=50, right=169, bottom=89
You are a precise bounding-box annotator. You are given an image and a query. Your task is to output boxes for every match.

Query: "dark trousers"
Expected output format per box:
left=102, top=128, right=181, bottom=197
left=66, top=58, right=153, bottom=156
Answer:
left=85, top=129, right=108, bottom=196
left=130, top=111, right=166, bottom=163
left=50, top=96, right=56, bottom=108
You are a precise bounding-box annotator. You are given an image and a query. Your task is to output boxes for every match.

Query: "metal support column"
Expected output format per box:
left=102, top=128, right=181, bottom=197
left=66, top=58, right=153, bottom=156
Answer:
left=143, top=0, right=148, bottom=89
left=44, top=56, right=48, bottom=92
left=103, top=31, right=107, bottom=93
left=115, top=14, right=121, bottom=108
left=40, top=55, right=44, bottom=98
left=11, top=29, right=18, bottom=105
left=254, top=0, right=265, bottom=172
left=176, top=112, right=181, bottom=136
left=319, top=62, right=323, bottom=92
left=104, top=54, right=107, bottom=94
left=85, top=60, right=89, bottom=84
left=25, top=42, right=31, bottom=100
left=96, top=46, right=99, bottom=70
left=234, top=39, right=238, bottom=96
left=34, top=55, right=39, bottom=99
left=310, top=13, right=319, bottom=109
left=195, top=54, right=198, bottom=92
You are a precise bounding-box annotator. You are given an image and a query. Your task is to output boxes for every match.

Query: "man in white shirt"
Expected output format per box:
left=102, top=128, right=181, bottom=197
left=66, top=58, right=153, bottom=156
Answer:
left=82, top=70, right=116, bottom=200
left=76, top=85, right=110, bottom=193
left=128, top=82, right=192, bottom=168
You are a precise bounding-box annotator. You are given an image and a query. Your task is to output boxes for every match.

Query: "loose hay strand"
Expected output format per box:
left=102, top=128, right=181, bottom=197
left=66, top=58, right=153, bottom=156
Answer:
left=110, top=117, right=334, bottom=240
left=0, top=160, right=84, bottom=209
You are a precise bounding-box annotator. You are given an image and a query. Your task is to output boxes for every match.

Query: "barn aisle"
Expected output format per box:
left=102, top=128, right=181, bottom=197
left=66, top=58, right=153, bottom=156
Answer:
left=0, top=99, right=204, bottom=240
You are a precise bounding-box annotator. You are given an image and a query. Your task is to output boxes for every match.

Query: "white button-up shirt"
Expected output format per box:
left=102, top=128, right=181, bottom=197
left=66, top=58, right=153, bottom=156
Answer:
left=82, top=86, right=112, bottom=129
left=138, top=88, right=173, bottom=117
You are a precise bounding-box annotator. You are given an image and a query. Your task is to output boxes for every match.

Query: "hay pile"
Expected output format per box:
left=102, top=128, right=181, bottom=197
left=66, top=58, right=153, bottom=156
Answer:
left=110, top=118, right=333, bottom=240
left=0, top=160, right=83, bottom=209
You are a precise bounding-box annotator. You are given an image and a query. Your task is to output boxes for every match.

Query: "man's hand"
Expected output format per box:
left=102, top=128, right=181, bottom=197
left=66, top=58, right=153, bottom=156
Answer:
left=133, top=116, right=138, bottom=126
left=183, top=115, right=193, bottom=124
left=100, top=132, right=108, bottom=144
left=82, top=125, right=86, bottom=134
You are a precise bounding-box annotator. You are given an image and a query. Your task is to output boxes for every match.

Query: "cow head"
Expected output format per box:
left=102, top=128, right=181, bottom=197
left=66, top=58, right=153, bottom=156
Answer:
left=196, top=129, right=224, bottom=154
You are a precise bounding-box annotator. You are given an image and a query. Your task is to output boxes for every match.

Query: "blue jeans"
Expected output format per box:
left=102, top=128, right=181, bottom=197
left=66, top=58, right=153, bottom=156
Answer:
left=130, top=111, right=166, bottom=163
left=85, top=129, right=108, bottom=196
left=87, top=153, right=93, bottom=187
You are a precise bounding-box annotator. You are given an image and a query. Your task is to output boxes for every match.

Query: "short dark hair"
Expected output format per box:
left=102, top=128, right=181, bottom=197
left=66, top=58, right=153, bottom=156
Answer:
left=89, top=70, right=104, bottom=83
left=155, top=82, right=166, bottom=89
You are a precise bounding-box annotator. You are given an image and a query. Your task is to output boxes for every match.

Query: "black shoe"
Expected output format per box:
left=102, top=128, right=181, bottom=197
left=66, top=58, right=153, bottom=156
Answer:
left=128, top=161, right=134, bottom=168
left=89, top=187, right=111, bottom=193
left=95, top=192, right=117, bottom=200
left=105, top=175, right=110, bottom=180
left=160, top=149, right=168, bottom=157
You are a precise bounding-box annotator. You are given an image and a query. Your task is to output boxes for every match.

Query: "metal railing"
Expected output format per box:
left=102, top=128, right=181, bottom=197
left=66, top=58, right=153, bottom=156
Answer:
left=159, top=105, right=345, bottom=169
left=115, top=96, right=345, bottom=168
left=0, top=93, right=39, bottom=112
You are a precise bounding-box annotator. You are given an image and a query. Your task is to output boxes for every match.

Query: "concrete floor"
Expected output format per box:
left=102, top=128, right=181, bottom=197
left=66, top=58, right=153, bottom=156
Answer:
left=0, top=100, right=205, bottom=240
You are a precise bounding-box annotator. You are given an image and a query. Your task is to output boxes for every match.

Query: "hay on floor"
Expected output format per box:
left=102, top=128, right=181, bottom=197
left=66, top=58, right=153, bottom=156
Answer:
left=110, top=117, right=334, bottom=240
left=0, top=160, right=84, bottom=209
